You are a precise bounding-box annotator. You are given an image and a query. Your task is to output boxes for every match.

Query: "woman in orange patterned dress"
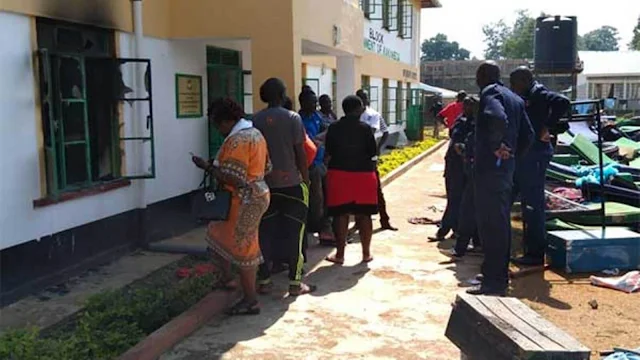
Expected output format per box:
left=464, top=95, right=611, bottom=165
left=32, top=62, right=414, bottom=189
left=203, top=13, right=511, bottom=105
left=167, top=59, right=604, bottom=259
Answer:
left=192, top=98, right=271, bottom=315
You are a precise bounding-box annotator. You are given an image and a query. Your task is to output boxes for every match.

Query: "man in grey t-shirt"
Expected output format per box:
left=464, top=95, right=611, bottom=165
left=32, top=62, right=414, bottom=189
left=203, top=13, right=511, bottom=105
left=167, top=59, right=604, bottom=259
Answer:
left=253, top=78, right=316, bottom=297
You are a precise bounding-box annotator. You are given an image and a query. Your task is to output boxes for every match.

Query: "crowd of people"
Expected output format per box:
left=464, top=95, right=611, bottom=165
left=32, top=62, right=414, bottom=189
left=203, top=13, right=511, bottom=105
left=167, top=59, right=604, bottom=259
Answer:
left=191, top=59, right=571, bottom=314
left=192, top=77, right=397, bottom=315
left=429, top=61, right=571, bottom=296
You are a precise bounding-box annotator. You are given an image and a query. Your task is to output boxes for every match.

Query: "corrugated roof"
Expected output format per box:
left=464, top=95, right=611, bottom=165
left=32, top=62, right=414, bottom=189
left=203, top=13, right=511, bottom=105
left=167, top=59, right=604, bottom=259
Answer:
left=578, top=51, right=640, bottom=76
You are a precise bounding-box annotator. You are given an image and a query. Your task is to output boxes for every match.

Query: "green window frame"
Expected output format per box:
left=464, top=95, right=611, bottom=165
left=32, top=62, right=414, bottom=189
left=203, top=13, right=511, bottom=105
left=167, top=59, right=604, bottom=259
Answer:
left=361, top=85, right=380, bottom=112
left=398, top=0, right=414, bottom=39
left=383, top=0, right=399, bottom=31
left=36, top=21, right=155, bottom=198
left=361, top=0, right=383, bottom=20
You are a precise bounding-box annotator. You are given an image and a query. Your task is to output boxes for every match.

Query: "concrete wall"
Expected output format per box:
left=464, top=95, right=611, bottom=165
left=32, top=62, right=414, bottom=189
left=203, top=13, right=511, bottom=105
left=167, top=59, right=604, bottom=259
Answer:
left=0, top=11, right=254, bottom=250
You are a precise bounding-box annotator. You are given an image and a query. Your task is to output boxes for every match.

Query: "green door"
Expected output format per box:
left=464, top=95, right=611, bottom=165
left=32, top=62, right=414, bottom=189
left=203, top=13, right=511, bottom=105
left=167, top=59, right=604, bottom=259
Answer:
left=406, top=89, right=425, bottom=141
left=206, top=46, right=244, bottom=158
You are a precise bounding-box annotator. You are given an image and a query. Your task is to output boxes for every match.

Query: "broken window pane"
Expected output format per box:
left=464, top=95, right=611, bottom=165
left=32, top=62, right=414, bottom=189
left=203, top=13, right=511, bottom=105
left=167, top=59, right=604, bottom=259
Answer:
left=58, top=57, right=84, bottom=100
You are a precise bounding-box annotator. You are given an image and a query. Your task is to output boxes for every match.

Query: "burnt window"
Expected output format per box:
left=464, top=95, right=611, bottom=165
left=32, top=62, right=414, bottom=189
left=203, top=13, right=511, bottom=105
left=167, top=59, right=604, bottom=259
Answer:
left=36, top=19, right=155, bottom=199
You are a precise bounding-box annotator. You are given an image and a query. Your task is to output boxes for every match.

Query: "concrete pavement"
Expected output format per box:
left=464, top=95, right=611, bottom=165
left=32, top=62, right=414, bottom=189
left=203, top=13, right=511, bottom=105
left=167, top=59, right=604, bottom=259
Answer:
left=161, top=144, right=479, bottom=360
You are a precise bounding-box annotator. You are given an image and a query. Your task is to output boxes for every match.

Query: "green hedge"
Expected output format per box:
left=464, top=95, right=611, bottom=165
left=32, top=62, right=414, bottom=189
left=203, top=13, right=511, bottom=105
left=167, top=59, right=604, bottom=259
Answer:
left=0, top=271, right=216, bottom=360
left=377, top=137, right=440, bottom=178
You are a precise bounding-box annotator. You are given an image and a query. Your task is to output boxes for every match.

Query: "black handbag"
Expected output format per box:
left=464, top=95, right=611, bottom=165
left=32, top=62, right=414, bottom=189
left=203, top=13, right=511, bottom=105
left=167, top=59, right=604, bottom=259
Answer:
left=191, top=172, right=232, bottom=221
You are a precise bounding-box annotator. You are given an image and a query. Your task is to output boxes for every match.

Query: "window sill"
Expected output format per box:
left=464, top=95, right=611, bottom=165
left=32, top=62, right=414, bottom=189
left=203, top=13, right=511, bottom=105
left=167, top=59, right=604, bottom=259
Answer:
left=33, top=179, right=132, bottom=208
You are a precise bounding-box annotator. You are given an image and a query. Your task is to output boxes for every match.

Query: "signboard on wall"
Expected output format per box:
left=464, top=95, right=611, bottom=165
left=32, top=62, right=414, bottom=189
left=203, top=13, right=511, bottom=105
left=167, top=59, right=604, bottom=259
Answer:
left=175, top=74, right=203, bottom=118
left=363, top=21, right=412, bottom=64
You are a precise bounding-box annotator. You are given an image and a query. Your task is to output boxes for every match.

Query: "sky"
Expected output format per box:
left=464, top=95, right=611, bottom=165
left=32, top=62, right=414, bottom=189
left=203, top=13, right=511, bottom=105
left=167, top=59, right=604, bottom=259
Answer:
left=420, top=0, right=640, bottom=58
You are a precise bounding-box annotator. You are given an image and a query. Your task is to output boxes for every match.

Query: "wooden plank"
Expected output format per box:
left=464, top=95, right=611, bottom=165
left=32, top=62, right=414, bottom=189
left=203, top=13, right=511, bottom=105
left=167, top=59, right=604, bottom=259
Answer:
left=479, top=296, right=566, bottom=351
left=446, top=294, right=591, bottom=360
left=446, top=294, right=533, bottom=360
left=501, top=298, right=590, bottom=354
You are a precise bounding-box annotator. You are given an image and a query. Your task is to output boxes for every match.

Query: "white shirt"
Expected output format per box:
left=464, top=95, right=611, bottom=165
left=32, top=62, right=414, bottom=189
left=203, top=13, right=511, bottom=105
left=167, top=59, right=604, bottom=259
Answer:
left=360, top=107, right=389, bottom=134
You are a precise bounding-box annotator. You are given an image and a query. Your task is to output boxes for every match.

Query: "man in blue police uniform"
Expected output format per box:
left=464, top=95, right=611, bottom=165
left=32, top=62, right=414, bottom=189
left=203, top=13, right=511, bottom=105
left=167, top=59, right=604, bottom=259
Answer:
left=510, top=67, right=571, bottom=266
left=448, top=97, right=481, bottom=258
left=468, top=62, right=533, bottom=296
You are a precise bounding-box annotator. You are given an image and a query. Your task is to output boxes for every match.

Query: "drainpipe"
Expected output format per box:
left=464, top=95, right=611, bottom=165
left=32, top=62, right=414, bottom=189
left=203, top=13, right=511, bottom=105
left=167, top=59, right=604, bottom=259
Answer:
left=131, top=0, right=148, bottom=245
left=132, top=0, right=146, bottom=210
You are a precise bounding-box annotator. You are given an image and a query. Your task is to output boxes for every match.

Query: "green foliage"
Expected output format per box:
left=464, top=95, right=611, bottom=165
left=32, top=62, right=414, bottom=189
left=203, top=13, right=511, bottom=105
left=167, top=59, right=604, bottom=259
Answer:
left=0, top=273, right=215, bottom=360
left=482, top=10, right=545, bottom=59
left=502, top=10, right=537, bottom=59
left=482, top=19, right=510, bottom=59
left=421, top=33, right=471, bottom=61
left=628, top=16, right=640, bottom=50
left=378, top=136, right=440, bottom=178
left=580, top=26, right=620, bottom=51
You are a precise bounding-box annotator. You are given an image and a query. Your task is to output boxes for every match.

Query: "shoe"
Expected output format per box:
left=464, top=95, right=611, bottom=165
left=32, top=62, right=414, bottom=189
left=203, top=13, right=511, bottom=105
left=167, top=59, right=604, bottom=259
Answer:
left=475, top=273, right=484, bottom=281
left=448, top=248, right=464, bottom=259
left=466, top=285, right=506, bottom=296
left=511, top=255, right=544, bottom=266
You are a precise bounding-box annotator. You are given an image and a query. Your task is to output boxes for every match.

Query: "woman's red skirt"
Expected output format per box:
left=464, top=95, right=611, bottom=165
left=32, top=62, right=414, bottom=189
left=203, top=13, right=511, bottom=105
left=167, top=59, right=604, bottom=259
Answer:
left=326, top=169, right=378, bottom=216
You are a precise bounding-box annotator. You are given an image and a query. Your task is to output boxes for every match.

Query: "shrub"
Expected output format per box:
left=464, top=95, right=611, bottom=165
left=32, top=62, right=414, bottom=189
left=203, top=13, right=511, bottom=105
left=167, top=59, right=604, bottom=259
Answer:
left=0, top=272, right=216, bottom=360
left=378, top=137, right=440, bottom=178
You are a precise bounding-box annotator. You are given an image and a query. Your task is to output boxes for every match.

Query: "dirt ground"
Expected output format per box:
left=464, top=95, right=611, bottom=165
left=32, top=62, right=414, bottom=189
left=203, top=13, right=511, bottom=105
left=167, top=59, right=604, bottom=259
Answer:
left=511, top=258, right=640, bottom=355
left=162, top=143, right=638, bottom=359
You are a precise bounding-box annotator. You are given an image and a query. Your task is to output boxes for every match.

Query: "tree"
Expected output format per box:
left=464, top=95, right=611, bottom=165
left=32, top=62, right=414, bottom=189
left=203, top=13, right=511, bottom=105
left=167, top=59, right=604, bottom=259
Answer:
left=580, top=26, right=620, bottom=51
left=630, top=16, right=640, bottom=50
left=482, top=19, right=510, bottom=59
left=421, top=33, right=471, bottom=61
left=502, top=10, right=537, bottom=59
left=482, top=10, right=540, bottom=59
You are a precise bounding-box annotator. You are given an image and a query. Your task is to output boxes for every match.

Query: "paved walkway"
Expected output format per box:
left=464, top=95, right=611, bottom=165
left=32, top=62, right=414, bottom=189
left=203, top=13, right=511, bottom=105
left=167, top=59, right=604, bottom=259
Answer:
left=161, top=145, right=481, bottom=360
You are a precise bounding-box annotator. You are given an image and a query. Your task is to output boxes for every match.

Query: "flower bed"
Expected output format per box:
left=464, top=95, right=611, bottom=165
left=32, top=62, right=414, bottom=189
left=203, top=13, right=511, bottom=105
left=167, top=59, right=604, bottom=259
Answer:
left=0, top=256, right=219, bottom=360
left=377, top=136, right=440, bottom=178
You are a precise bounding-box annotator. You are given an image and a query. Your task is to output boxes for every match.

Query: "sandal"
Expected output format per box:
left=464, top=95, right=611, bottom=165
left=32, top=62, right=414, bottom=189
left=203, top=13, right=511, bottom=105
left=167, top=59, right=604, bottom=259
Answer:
left=289, top=283, right=317, bottom=297
left=325, top=255, right=344, bottom=265
left=226, top=299, right=261, bottom=316
left=216, top=277, right=238, bottom=291
left=258, top=281, right=273, bottom=295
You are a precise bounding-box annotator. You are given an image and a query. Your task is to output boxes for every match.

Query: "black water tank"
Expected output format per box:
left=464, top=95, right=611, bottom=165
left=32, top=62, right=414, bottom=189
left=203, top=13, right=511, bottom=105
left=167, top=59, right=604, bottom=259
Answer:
left=534, top=16, right=578, bottom=73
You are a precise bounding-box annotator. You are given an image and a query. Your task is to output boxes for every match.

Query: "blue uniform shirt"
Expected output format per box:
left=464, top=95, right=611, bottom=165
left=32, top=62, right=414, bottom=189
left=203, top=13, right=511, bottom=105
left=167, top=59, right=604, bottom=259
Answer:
left=475, top=83, right=534, bottom=187
left=301, top=111, right=325, bottom=167
left=522, top=81, right=571, bottom=154
left=450, top=115, right=476, bottom=174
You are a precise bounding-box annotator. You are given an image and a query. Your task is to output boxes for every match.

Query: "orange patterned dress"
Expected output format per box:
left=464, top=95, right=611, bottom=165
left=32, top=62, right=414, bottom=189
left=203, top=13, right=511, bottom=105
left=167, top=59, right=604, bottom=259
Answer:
left=206, top=126, right=271, bottom=268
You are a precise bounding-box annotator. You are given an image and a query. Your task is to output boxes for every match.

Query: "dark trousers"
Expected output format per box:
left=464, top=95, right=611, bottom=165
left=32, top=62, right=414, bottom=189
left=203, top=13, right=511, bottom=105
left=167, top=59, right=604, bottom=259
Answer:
left=307, top=164, right=326, bottom=233
left=514, top=149, right=552, bottom=259
left=454, top=173, right=480, bottom=255
left=257, top=184, right=309, bottom=286
left=376, top=170, right=390, bottom=224
left=475, top=175, right=512, bottom=291
left=439, top=159, right=465, bottom=237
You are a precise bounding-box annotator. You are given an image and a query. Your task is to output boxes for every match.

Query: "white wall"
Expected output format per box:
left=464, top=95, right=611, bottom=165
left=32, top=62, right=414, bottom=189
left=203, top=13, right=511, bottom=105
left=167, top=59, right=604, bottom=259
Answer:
left=119, top=35, right=252, bottom=205
left=0, top=12, right=139, bottom=250
left=0, top=11, right=253, bottom=250
left=305, top=65, right=334, bottom=98
left=363, top=19, right=414, bottom=65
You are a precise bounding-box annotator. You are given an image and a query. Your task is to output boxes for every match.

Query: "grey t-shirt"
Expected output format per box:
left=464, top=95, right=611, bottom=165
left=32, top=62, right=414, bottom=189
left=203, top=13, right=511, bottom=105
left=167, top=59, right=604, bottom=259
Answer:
left=252, top=106, right=305, bottom=189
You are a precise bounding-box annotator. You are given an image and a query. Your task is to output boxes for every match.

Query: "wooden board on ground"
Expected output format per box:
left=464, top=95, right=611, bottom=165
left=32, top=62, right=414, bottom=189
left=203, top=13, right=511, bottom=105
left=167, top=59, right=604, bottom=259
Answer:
left=445, top=293, right=590, bottom=360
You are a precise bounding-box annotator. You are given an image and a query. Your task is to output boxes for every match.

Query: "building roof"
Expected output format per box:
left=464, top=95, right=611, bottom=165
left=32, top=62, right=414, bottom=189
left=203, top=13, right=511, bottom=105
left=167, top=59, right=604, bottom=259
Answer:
left=420, top=0, right=442, bottom=8
left=419, top=83, right=458, bottom=98
left=578, top=51, right=640, bottom=77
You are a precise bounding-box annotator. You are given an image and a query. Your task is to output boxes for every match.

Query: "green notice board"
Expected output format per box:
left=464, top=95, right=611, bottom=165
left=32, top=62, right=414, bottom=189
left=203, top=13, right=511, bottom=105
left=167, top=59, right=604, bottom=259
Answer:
left=175, top=74, right=203, bottom=118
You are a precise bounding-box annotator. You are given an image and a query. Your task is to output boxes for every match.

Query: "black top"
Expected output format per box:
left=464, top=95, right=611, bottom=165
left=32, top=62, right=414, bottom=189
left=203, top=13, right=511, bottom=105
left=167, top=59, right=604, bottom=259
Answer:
left=325, top=115, right=377, bottom=172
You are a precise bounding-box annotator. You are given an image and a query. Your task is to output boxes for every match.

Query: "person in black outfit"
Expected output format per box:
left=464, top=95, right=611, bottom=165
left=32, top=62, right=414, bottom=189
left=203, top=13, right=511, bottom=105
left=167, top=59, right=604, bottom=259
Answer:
left=324, top=95, right=379, bottom=265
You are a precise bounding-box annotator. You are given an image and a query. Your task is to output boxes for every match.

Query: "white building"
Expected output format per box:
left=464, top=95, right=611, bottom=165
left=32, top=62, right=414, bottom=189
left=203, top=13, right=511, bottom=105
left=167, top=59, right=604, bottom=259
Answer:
left=0, top=0, right=439, bottom=303
left=576, top=51, right=640, bottom=109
